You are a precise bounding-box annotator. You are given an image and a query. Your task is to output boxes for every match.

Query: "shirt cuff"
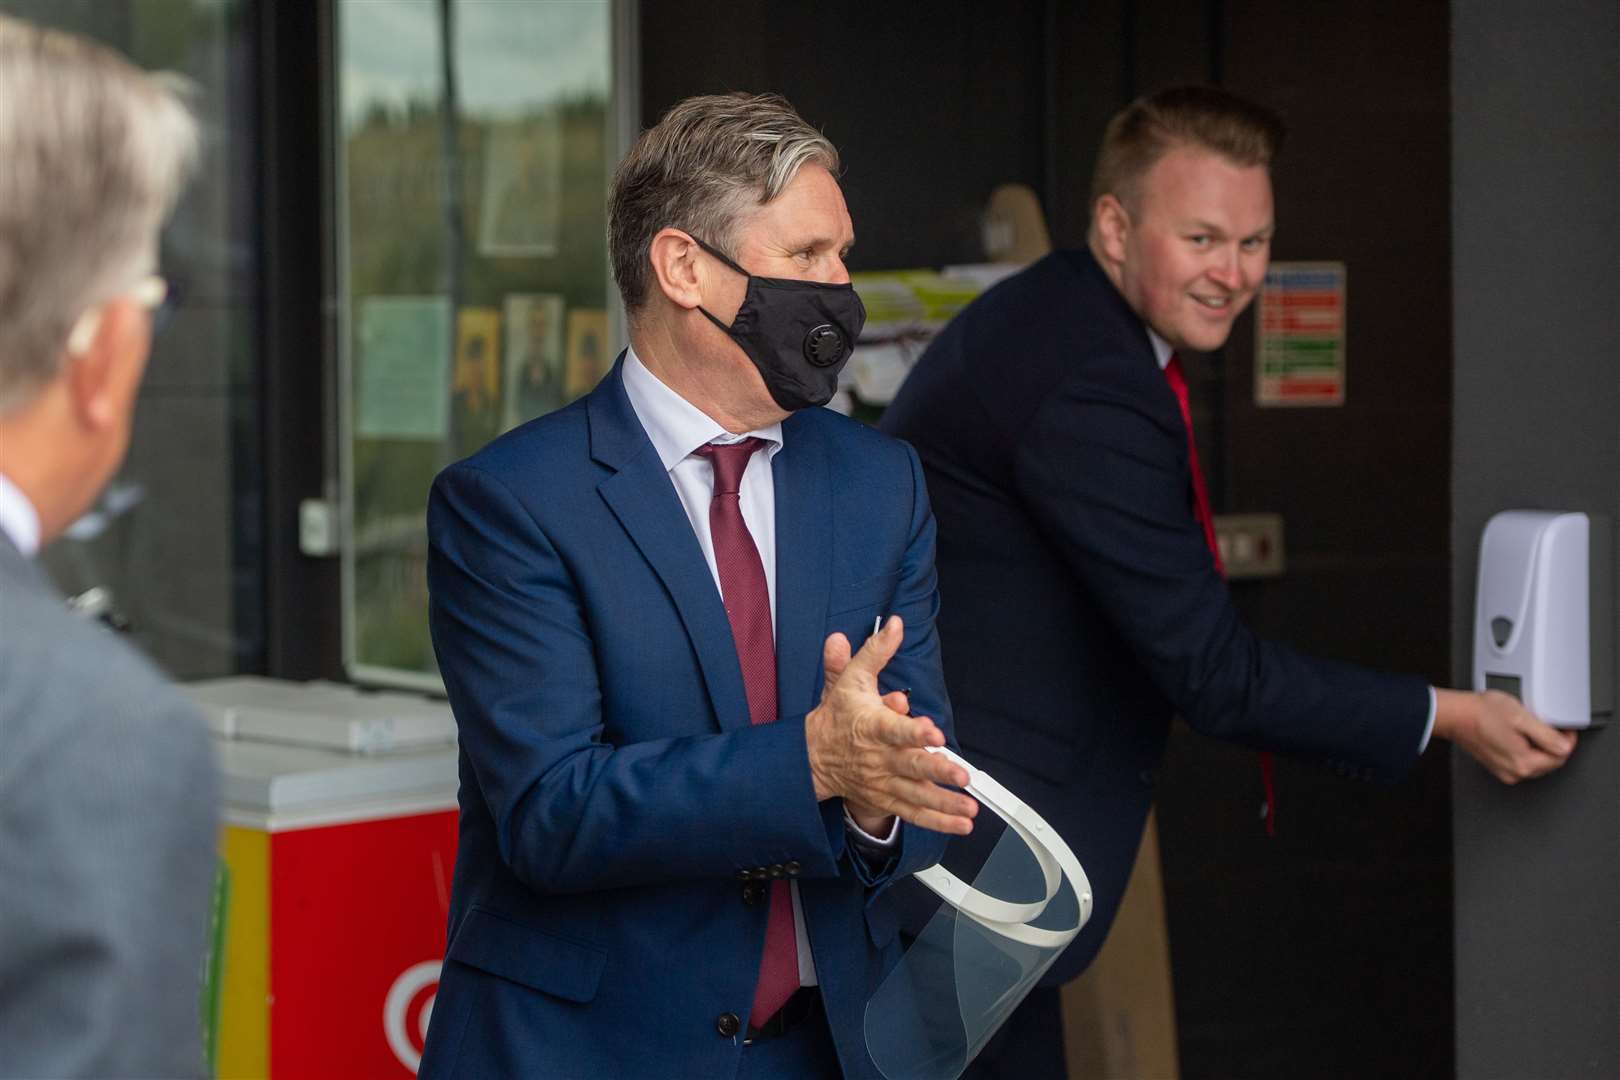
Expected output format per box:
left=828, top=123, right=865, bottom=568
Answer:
left=843, top=808, right=900, bottom=851
left=1418, top=686, right=1438, bottom=754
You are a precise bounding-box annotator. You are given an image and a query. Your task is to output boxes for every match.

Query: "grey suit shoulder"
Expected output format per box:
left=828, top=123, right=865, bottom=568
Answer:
left=0, top=537, right=219, bottom=1079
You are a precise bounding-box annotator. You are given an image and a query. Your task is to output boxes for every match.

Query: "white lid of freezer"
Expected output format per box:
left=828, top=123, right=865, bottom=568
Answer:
left=213, top=737, right=458, bottom=814
left=185, top=676, right=457, bottom=753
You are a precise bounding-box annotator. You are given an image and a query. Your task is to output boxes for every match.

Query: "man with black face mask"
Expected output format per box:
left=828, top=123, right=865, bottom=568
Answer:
left=689, top=234, right=868, bottom=411
left=421, top=93, right=976, bottom=1079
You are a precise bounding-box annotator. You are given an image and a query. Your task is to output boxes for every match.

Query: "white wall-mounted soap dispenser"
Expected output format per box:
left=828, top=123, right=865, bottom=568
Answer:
left=1473, top=511, right=1613, bottom=729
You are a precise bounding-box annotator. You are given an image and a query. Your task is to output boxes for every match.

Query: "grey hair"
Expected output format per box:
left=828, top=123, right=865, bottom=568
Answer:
left=0, top=15, right=199, bottom=413
left=608, top=92, right=839, bottom=318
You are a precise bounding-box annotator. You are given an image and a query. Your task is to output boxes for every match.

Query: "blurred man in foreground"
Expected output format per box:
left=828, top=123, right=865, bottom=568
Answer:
left=0, top=16, right=218, bottom=1078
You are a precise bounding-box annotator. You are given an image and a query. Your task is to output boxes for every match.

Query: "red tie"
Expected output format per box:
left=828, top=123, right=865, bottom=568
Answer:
left=1163, top=356, right=1277, bottom=836
left=696, top=439, right=800, bottom=1024
left=1163, top=356, right=1223, bottom=573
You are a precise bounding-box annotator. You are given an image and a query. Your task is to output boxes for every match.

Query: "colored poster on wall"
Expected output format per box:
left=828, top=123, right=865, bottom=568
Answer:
left=478, top=114, right=562, bottom=257
left=564, top=309, right=610, bottom=399
left=502, top=293, right=566, bottom=429
left=356, top=296, right=451, bottom=440
left=453, top=306, right=502, bottom=422
left=1255, top=261, right=1346, bottom=407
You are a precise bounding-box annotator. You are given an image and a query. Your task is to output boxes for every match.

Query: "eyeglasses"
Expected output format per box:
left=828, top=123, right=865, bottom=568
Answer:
left=65, top=273, right=180, bottom=355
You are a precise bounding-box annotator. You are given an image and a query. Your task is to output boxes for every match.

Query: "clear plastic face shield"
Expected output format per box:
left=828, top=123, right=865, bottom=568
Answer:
left=865, top=747, right=1093, bottom=1080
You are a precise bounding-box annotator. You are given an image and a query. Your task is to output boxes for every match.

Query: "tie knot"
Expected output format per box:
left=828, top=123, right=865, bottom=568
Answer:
left=697, top=437, right=767, bottom=495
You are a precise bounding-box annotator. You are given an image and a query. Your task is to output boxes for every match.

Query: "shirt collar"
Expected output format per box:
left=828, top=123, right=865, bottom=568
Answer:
left=0, top=471, right=42, bottom=558
left=621, top=345, right=783, bottom=472
left=1146, top=327, right=1175, bottom=370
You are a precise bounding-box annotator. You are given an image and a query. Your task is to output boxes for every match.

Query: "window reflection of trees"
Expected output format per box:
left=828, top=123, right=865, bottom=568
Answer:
left=341, top=1, right=616, bottom=681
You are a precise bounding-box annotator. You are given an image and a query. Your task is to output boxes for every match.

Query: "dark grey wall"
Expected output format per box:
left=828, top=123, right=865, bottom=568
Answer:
left=1160, top=4, right=1458, bottom=1075
left=640, top=2, right=1048, bottom=273
left=1451, top=2, right=1620, bottom=1077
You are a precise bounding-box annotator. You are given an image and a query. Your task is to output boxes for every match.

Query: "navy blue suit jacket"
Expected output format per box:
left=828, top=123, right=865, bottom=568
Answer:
left=880, top=248, right=1429, bottom=985
left=421, top=357, right=952, bottom=1078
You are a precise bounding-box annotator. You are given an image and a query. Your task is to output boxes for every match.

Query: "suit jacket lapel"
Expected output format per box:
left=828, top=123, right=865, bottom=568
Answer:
left=772, top=412, right=832, bottom=716
left=589, top=356, right=753, bottom=732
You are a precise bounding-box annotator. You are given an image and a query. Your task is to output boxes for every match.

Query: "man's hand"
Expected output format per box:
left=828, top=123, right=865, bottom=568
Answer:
left=805, top=616, right=977, bottom=835
left=1435, top=688, right=1577, bottom=784
left=845, top=687, right=919, bottom=837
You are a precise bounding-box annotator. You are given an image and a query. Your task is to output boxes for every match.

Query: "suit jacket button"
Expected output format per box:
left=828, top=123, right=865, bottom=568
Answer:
left=768, top=863, right=786, bottom=879
left=742, top=882, right=766, bottom=906
left=784, top=860, right=801, bottom=877
left=737, top=869, right=753, bottom=882
left=716, top=1012, right=741, bottom=1037
left=750, top=867, right=769, bottom=880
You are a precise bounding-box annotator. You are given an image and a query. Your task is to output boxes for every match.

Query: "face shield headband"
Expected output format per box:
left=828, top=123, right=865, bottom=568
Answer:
left=865, top=746, right=1094, bottom=1079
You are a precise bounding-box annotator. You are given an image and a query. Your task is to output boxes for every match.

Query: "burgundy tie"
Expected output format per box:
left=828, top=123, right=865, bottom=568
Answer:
left=1163, top=356, right=1277, bottom=836
left=696, top=438, right=799, bottom=1024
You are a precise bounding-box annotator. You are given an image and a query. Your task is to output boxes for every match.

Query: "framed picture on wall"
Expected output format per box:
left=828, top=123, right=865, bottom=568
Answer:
left=565, top=309, right=609, bottom=399
left=478, top=115, right=563, bottom=257
left=502, top=293, right=566, bottom=429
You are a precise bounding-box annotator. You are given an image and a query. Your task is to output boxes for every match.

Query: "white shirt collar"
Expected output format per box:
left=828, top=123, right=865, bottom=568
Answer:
left=621, top=345, right=783, bottom=472
left=0, top=471, right=42, bottom=557
left=1146, top=327, right=1175, bottom=370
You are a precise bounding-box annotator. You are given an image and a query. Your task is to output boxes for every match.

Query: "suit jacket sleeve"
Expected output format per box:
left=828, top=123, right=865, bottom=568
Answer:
left=0, top=675, right=218, bottom=1079
left=843, top=440, right=954, bottom=889
left=1012, top=372, right=1429, bottom=782
left=429, top=458, right=938, bottom=897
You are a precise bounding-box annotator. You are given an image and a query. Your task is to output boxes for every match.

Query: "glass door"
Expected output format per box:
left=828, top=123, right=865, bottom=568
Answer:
left=5, top=0, right=266, bottom=681
left=333, top=0, right=634, bottom=688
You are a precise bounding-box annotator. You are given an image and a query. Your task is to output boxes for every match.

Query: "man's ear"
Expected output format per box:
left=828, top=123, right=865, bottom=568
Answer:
left=65, top=298, right=144, bottom=430
left=647, top=228, right=704, bottom=311
left=1092, top=194, right=1131, bottom=264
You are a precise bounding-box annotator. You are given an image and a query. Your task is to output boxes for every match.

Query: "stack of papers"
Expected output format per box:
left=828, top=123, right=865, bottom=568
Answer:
left=851, top=270, right=987, bottom=340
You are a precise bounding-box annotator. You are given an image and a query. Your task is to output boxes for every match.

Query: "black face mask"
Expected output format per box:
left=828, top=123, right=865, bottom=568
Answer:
left=693, top=236, right=866, bottom=412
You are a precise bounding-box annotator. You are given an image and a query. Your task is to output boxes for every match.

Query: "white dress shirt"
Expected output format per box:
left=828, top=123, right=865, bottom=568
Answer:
left=1144, top=328, right=1436, bottom=751
left=620, top=347, right=898, bottom=988
left=621, top=348, right=785, bottom=627
left=0, top=472, right=41, bottom=558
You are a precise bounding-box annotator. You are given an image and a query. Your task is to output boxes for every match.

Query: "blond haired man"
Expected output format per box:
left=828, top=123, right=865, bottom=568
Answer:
left=883, top=85, right=1573, bottom=1076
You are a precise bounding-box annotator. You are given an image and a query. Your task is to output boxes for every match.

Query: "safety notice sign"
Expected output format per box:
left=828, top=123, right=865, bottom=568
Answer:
left=1255, top=262, right=1345, bottom=406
